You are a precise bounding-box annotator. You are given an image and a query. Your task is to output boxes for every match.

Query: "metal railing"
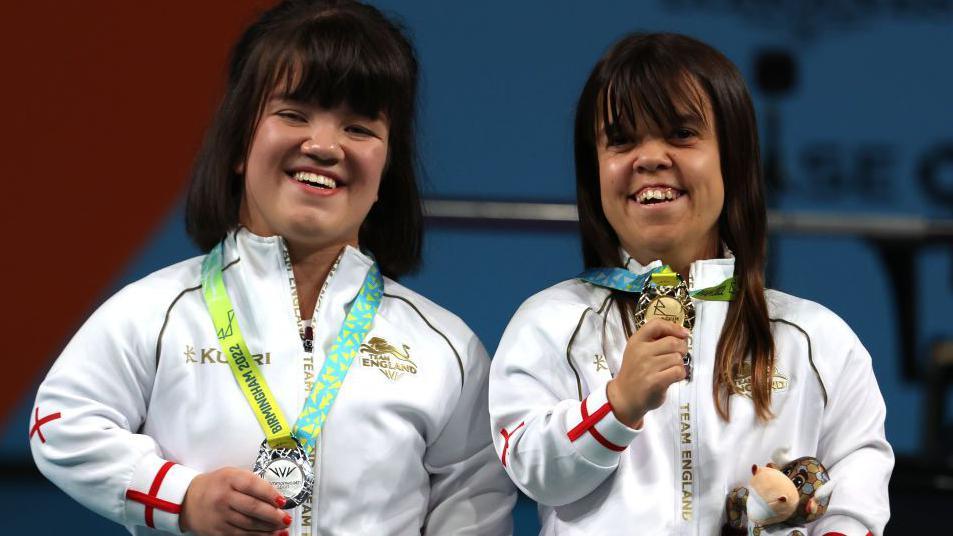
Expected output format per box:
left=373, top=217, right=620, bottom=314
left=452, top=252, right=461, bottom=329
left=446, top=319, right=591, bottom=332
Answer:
left=423, top=199, right=953, bottom=241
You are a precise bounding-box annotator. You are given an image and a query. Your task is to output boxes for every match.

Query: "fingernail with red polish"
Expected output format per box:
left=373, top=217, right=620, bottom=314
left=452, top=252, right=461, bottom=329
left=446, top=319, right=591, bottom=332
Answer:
left=283, top=514, right=292, bottom=526
left=275, top=495, right=286, bottom=507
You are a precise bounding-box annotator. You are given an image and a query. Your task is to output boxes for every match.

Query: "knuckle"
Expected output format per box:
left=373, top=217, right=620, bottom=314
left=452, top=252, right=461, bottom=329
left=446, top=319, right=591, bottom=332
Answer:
left=664, top=338, right=678, bottom=352
left=220, top=466, right=239, bottom=479
left=238, top=472, right=257, bottom=490
left=251, top=500, right=273, bottom=519
left=239, top=493, right=259, bottom=514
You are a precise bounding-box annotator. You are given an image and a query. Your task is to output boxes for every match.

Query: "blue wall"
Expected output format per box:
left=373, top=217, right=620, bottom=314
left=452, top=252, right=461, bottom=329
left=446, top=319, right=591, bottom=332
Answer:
left=5, top=1, right=952, bottom=532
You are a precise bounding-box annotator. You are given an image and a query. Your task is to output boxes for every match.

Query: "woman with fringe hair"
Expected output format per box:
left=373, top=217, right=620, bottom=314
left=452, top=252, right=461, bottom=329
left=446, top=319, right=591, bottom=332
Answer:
left=31, top=2, right=515, bottom=534
left=490, top=33, right=892, bottom=535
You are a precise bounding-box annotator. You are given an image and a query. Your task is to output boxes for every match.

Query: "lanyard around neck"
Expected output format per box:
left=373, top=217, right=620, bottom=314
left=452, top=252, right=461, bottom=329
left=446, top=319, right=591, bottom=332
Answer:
left=201, top=240, right=383, bottom=453
left=579, top=265, right=736, bottom=301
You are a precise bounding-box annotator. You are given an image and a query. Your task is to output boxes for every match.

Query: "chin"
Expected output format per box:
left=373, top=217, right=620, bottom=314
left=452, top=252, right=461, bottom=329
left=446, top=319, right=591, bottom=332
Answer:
left=624, top=229, right=683, bottom=251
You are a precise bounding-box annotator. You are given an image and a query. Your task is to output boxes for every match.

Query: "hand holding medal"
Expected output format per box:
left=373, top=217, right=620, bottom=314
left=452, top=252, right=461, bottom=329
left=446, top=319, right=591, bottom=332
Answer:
left=633, top=267, right=696, bottom=381
left=179, top=466, right=291, bottom=535
left=581, top=265, right=736, bottom=428
left=607, top=319, right=690, bottom=428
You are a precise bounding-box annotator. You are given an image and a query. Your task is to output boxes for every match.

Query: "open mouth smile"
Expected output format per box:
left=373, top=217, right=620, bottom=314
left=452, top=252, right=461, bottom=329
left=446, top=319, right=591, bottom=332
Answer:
left=290, top=170, right=338, bottom=190
left=632, top=186, right=685, bottom=206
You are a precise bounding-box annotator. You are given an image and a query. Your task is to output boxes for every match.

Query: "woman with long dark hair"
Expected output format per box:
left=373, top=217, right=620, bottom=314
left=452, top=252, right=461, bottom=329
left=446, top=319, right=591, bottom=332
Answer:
left=490, top=33, right=892, bottom=535
left=31, top=2, right=514, bottom=534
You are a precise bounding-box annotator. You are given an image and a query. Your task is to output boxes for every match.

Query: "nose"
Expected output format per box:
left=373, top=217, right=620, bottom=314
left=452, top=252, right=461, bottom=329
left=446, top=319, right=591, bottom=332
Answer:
left=301, top=129, right=344, bottom=164
left=632, top=138, right=672, bottom=173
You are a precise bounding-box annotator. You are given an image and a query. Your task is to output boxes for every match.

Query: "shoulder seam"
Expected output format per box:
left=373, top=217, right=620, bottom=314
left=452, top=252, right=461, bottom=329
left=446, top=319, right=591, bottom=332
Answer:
left=769, top=317, right=829, bottom=407
left=382, top=293, right=465, bottom=391
left=155, top=257, right=240, bottom=368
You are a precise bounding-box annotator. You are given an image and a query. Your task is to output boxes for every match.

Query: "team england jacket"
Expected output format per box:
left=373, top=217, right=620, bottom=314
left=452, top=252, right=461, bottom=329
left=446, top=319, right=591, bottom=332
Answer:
left=31, top=228, right=515, bottom=535
left=489, top=255, right=893, bottom=536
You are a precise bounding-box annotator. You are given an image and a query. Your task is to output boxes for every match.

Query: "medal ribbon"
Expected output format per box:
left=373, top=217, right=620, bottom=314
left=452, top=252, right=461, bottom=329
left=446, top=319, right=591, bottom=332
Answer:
left=201, top=241, right=382, bottom=454
left=579, top=265, right=736, bottom=300
left=202, top=242, right=295, bottom=449
left=292, top=259, right=381, bottom=456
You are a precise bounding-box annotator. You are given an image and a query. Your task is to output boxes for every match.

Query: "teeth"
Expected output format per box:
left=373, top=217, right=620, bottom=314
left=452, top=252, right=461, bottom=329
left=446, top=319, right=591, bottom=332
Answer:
left=293, top=171, right=336, bottom=189
left=637, top=187, right=681, bottom=204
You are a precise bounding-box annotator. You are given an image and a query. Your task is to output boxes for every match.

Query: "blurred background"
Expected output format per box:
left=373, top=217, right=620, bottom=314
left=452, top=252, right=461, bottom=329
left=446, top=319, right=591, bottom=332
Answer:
left=2, top=0, right=951, bottom=533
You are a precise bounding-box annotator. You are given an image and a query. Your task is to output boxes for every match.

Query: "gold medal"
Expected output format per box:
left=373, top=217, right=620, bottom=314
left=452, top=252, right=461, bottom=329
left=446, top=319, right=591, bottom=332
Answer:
left=634, top=279, right=694, bottom=332
left=634, top=274, right=695, bottom=380
left=644, top=295, right=688, bottom=325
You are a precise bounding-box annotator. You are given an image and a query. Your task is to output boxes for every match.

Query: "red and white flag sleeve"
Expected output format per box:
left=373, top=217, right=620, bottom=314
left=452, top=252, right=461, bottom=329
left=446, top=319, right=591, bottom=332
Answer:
left=489, top=297, right=639, bottom=507
left=30, top=285, right=198, bottom=533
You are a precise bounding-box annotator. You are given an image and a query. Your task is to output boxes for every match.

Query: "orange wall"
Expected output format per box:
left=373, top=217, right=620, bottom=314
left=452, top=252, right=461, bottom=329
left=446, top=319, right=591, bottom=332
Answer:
left=0, top=1, right=276, bottom=426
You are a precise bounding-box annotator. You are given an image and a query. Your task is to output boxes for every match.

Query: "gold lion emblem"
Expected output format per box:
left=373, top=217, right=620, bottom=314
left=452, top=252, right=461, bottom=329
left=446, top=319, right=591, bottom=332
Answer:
left=359, top=337, right=417, bottom=381
left=733, top=361, right=789, bottom=397
left=359, top=337, right=412, bottom=362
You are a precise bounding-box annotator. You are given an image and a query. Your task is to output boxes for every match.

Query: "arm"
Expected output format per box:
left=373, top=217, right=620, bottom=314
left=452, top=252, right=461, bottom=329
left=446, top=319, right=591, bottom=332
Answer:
left=30, top=285, right=288, bottom=535
left=487, top=300, right=642, bottom=507
left=422, top=334, right=517, bottom=535
left=30, top=286, right=199, bottom=533
left=810, top=334, right=894, bottom=536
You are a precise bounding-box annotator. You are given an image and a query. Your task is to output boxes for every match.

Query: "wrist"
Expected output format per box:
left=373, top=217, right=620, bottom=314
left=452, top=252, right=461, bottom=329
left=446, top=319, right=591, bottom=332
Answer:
left=178, top=500, right=191, bottom=533
left=178, top=475, right=202, bottom=533
left=606, top=380, right=645, bottom=429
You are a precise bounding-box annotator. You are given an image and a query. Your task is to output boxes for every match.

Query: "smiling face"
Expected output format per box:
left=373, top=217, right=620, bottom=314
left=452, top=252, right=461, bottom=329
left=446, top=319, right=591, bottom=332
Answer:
left=239, top=96, right=389, bottom=250
left=596, top=82, right=723, bottom=268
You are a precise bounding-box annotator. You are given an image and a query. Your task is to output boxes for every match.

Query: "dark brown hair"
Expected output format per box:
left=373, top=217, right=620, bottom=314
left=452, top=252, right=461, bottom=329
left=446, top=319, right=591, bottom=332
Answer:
left=574, top=33, right=776, bottom=421
left=185, top=0, right=421, bottom=279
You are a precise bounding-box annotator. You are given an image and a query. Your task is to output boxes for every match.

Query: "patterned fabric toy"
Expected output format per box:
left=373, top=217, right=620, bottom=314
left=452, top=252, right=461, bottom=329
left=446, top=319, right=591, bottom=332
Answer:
left=724, top=448, right=835, bottom=536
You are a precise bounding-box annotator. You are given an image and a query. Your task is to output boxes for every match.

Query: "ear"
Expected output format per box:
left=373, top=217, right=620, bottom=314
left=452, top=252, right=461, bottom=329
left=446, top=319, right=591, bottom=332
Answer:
left=771, top=446, right=792, bottom=466
left=812, top=478, right=836, bottom=504
left=235, top=161, right=245, bottom=174
left=806, top=498, right=818, bottom=514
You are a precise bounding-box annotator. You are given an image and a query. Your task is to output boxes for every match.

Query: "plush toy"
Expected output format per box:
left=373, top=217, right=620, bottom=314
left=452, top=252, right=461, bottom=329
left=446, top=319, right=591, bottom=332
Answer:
left=724, top=449, right=835, bottom=536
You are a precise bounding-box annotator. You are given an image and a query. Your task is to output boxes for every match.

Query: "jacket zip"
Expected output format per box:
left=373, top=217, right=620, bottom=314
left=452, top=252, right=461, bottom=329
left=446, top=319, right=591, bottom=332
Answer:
left=676, top=266, right=700, bottom=536
left=279, top=240, right=343, bottom=536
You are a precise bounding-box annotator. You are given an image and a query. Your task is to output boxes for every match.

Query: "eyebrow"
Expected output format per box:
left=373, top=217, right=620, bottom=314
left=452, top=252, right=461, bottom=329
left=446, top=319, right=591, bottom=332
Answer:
left=672, top=112, right=707, bottom=127
left=268, top=94, right=303, bottom=104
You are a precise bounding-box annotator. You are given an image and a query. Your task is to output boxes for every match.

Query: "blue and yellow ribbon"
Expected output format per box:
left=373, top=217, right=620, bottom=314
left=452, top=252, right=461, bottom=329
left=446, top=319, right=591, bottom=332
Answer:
left=580, top=265, right=736, bottom=301
left=201, top=241, right=382, bottom=455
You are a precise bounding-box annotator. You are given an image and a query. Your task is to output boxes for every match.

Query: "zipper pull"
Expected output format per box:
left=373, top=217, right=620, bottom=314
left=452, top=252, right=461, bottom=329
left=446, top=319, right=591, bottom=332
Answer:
left=303, top=325, right=314, bottom=353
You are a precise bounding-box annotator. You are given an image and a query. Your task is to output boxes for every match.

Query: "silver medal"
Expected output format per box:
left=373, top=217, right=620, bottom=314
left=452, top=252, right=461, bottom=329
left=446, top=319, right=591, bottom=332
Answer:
left=253, top=436, right=314, bottom=509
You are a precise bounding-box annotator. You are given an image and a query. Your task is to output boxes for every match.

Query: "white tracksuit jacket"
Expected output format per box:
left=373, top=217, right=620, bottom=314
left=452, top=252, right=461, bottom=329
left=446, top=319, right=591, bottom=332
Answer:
left=31, top=228, right=516, bottom=535
left=489, top=256, right=893, bottom=536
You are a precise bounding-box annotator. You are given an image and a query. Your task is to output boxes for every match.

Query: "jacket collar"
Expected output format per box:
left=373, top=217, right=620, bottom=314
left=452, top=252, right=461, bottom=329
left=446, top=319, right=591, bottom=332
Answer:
left=620, top=246, right=735, bottom=292
left=225, top=227, right=374, bottom=323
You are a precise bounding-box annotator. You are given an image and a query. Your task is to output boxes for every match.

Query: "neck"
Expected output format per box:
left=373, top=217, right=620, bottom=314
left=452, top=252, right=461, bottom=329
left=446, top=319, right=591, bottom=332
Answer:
left=287, top=239, right=351, bottom=320
left=625, top=239, right=720, bottom=281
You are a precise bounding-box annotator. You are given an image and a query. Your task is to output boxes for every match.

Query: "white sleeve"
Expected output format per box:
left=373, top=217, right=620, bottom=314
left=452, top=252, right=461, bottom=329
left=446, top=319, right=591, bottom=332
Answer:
left=422, top=334, right=516, bottom=535
left=29, top=286, right=198, bottom=533
left=810, top=334, right=893, bottom=536
left=488, top=299, right=639, bottom=507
